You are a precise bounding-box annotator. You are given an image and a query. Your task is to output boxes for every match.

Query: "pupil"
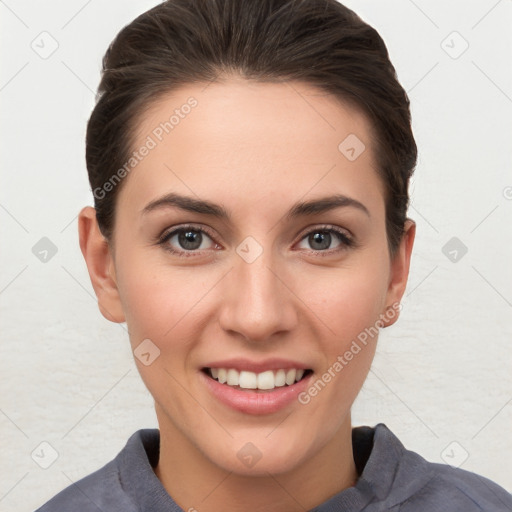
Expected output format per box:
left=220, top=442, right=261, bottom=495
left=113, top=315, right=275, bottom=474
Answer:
left=310, top=231, right=331, bottom=250
left=179, top=230, right=202, bottom=250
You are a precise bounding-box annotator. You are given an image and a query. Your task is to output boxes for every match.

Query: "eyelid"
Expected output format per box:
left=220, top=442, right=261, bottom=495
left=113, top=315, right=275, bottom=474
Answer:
left=158, top=223, right=218, bottom=242
left=295, top=223, right=353, bottom=243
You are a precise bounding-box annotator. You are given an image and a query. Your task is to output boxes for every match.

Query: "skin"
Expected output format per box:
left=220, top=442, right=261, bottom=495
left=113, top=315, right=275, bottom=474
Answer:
left=78, top=77, right=415, bottom=512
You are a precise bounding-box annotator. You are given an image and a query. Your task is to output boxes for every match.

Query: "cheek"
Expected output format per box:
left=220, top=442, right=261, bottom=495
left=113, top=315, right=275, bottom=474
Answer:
left=295, top=267, right=385, bottom=431
left=295, top=261, right=387, bottom=401
left=118, top=250, right=389, bottom=352
left=299, top=262, right=389, bottom=344
left=115, top=261, right=212, bottom=412
left=116, top=257, right=218, bottom=348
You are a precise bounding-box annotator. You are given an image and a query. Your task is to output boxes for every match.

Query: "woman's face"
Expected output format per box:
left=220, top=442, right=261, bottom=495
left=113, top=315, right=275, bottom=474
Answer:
left=82, top=77, right=414, bottom=476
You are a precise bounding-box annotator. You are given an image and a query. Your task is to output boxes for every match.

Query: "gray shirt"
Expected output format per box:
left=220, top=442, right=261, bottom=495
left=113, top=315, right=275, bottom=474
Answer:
left=35, top=423, right=512, bottom=511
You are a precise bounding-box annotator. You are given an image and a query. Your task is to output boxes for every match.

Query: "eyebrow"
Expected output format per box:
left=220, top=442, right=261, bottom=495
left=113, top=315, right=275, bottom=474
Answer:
left=141, top=192, right=370, bottom=220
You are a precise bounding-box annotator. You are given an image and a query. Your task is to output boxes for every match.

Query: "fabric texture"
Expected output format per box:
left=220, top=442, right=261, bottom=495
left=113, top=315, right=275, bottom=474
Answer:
left=36, top=423, right=512, bottom=511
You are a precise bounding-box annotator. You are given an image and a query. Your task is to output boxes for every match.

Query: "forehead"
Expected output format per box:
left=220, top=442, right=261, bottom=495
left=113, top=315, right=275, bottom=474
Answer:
left=119, top=78, right=385, bottom=219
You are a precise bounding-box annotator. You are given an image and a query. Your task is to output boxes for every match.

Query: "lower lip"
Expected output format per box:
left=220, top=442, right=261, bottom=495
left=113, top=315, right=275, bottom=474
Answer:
left=200, top=370, right=313, bottom=415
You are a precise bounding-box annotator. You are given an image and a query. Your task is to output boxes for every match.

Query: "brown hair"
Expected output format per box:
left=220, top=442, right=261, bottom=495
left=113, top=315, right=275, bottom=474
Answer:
left=86, top=0, right=417, bottom=256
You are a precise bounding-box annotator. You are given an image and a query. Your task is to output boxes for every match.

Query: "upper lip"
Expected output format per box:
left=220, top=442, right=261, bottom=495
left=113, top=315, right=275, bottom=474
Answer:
left=202, top=358, right=312, bottom=373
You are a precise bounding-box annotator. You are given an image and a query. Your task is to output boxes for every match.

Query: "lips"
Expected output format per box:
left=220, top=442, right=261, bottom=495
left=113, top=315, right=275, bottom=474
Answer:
left=200, top=358, right=314, bottom=414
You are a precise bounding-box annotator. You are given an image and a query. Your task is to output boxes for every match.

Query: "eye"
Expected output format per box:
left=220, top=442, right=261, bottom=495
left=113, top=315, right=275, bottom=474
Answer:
left=296, top=226, right=354, bottom=253
left=158, top=225, right=219, bottom=255
left=157, top=224, right=354, bottom=257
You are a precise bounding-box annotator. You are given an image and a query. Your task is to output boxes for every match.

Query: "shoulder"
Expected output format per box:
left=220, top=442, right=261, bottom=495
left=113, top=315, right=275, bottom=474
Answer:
left=359, top=424, right=512, bottom=512
left=34, top=460, right=136, bottom=512
left=405, top=461, right=512, bottom=511
left=383, top=427, right=512, bottom=511
left=34, top=429, right=159, bottom=512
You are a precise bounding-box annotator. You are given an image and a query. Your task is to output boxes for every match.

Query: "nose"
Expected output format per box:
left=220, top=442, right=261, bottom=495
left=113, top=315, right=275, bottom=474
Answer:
left=218, top=248, right=298, bottom=343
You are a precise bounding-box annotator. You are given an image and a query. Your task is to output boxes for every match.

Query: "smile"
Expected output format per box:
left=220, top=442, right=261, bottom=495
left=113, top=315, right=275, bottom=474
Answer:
left=200, top=364, right=314, bottom=415
left=204, top=367, right=312, bottom=391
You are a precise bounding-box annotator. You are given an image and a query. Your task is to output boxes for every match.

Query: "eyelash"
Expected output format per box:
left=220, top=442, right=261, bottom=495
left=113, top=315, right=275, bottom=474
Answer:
left=157, top=223, right=355, bottom=258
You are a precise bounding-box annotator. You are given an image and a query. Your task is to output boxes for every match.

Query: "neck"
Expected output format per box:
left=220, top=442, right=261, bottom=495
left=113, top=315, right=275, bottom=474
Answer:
left=154, top=410, right=358, bottom=512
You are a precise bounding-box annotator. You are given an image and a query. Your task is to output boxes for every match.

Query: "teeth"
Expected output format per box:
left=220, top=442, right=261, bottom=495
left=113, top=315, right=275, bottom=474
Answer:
left=217, top=368, right=227, bottom=384
left=257, top=370, right=275, bottom=390
left=208, top=367, right=308, bottom=390
left=227, top=369, right=239, bottom=386
left=274, top=369, right=286, bottom=387
left=285, top=369, right=296, bottom=385
left=239, top=371, right=257, bottom=389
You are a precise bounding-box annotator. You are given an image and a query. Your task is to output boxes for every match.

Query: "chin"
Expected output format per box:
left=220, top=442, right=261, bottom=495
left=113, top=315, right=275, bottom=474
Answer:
left=201, top=426, right=323, bottom=477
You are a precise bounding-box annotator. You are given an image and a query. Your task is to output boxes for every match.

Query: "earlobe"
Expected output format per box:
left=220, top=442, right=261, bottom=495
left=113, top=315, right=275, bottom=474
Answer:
left=381, top=219, right=416, bottom=328
left=78, top=206, right=126, bottom=323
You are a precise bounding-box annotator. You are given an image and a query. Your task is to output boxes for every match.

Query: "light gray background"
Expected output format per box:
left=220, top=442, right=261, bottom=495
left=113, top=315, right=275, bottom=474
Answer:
left=1, top=1, right=511, bottom=510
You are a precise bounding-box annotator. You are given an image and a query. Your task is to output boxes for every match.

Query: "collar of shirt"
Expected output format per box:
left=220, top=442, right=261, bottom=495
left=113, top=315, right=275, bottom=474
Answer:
left=115, top=423, right=435, bottom=512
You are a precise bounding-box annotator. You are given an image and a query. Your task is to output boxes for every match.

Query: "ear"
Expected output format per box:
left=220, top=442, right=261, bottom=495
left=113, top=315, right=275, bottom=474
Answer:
left=380, top=219, right=416, bottom=328
left=78, top=206, right=125, bottom=323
